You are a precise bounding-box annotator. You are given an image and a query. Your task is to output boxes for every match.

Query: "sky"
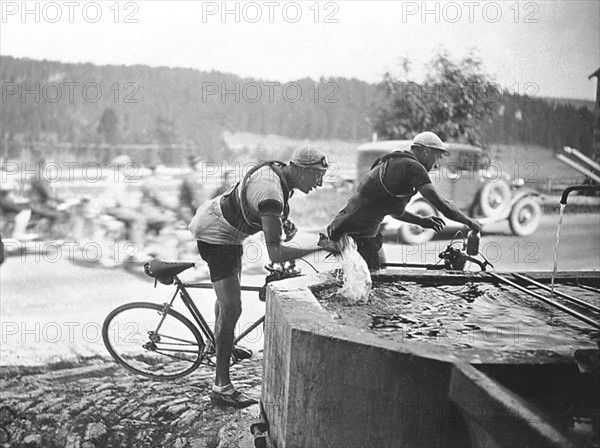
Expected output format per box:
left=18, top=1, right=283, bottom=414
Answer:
left=1, top=0, right=599, bottom=100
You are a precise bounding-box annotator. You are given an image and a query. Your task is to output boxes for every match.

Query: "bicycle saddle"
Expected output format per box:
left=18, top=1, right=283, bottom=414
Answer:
left=144, top=258, right=195, bottom=285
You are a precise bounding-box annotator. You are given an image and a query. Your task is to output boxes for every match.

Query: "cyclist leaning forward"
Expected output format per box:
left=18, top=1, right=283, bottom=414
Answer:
left=188, top=146, right=331, bottom=408
left=327, top=131, right=482, bottom=270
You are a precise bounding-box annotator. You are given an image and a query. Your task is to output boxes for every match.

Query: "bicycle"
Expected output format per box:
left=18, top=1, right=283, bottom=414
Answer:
left=102, top=235, right=489, bottom=381
left=101, top=258, right=302, bottom=380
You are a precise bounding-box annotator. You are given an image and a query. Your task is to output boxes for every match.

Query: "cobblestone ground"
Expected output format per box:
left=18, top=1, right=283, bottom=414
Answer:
left=0, top=353, right=264, bottom=448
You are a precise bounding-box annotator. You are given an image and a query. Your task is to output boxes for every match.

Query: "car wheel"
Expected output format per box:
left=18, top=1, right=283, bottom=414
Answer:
left=509, top=196, right=541, bottom=236
left=478, top=181, right=511, bottom=218
left=397, top=201, right=436, bottom=244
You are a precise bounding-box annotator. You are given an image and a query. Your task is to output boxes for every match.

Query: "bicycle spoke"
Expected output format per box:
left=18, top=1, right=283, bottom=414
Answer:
left=102, top=302, right=205, bottom=379
left=147, top=346, right=199, bottom=354
left=149, top=341, right=197, bottom=347
left=151, top=333, right=198, bottom=345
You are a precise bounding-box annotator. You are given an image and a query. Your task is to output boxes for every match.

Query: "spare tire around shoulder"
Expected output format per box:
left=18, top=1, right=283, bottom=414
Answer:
left=478, top=181, right=511, bottom=218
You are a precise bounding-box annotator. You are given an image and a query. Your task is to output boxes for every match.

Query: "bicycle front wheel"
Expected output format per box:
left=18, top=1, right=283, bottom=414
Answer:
left=102, top=302, right=205, bottom=380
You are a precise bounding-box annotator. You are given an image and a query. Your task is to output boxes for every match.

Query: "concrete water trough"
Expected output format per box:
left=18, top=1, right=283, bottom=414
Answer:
left=261, top=270, right=600, bottom=448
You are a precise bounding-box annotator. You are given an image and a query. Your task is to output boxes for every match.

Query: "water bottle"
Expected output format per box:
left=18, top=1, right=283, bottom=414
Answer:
left=466, top=230, right=480, bottom=256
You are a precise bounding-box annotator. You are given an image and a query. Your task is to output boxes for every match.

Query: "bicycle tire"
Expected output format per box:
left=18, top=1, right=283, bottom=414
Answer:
left=102, top=302, right=206, bottom=380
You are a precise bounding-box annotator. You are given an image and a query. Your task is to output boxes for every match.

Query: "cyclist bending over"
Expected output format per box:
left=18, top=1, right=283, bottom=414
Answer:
left=188, top=146, right=331, bottom=408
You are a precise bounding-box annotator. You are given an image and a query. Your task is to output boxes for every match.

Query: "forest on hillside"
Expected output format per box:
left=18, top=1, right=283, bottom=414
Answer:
left=0, top=55, right=595, bottom=163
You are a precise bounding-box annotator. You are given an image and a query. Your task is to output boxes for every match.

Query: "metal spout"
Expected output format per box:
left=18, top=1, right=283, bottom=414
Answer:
left=560, top=185, right=600, bottom=205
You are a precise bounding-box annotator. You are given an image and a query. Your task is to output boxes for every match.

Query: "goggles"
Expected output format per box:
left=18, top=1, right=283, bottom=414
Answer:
left=296, top=155, right=330, bottom=170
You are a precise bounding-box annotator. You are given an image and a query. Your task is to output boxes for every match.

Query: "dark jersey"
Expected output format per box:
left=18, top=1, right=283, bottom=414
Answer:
left=328, top=151, right=431, bottom=238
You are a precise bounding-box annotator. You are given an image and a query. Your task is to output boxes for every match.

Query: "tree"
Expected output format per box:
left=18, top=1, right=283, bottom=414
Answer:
left=154, top=114, right=178, bottom=145
left=97, top=107, right=120, bottom=144
left=373, top=51, right=500, bottom=146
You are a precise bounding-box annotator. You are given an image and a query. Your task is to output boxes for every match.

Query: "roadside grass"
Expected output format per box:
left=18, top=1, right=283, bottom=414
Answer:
left=487, top=143, right=588, bottom=188
left=541, top=195, right=600, bottom=214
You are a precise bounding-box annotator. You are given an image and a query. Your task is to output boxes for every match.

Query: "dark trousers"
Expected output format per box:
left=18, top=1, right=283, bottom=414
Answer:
left=352, top=233, right=385, bottom=270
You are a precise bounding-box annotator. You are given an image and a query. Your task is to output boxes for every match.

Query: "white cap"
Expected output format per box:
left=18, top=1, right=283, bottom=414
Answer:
left=412, top=132, right=448, bottom=154
left=290, top=146, right=329, bottom=170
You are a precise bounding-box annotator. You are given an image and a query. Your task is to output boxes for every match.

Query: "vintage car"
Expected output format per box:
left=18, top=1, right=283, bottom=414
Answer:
left=356, top=140, right=542, bottom=243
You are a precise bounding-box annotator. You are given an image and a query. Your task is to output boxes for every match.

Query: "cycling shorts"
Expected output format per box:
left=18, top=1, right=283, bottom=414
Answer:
left=196, top=240, right=243, bottom=282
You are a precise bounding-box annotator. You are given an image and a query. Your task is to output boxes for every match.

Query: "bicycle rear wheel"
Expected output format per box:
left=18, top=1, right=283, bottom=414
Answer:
left=102, top=302, right=206, bottom=380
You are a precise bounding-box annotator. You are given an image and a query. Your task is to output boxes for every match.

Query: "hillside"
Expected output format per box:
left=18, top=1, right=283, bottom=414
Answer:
left=0, top=55, right=595, bottom=165
left=0, top=56, right=375, bottom=155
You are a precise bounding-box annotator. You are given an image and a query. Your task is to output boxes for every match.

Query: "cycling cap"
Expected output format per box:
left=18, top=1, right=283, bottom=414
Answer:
left=412, top=132, right=448, bottom=155
left=290, top=146, right=329, bottom=170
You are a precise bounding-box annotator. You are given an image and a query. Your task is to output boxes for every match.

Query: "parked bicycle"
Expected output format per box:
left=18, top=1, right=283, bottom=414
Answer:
left=102, top=234, right=488, bottom=380
left=102, top=258, right=302, bottom=380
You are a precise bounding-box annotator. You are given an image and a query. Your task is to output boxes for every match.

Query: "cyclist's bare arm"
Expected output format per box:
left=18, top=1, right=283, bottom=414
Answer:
left=390, top=209, right=445, bottom=233
left=418, top=184, right=481, bottom=232
left=390, top=210, right=424, bottom=225
left=261, top=214, right=322, bottom=264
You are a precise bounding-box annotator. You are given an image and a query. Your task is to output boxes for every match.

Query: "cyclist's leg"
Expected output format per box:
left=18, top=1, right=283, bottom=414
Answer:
left=353, top=233, right=385, bottom=271
left=212, top=274, right=242, bottom=387
left=376, top=233, right=387, bottom=267
left=213, top=268, right=240, bottom=330
left=196, top=241, right=244, bottom=386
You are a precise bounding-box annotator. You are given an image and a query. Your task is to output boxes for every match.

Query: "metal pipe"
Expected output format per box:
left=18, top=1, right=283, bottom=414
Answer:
left=563, top=146, right=600, bottom=172
left=184, top=282, right=263, bottom=293
left=556, top=155, right=600, bottom=183
left=576, top=284, right=600, bottom=294
left=487, top=272, right=600, bottom=329
left=512, top=273, right=600, bottom=314
left=560, top=184, right=600, bottom=205
left=381, top=262, right=445, bottom=270
left=235, top=316, right=265, bottom=344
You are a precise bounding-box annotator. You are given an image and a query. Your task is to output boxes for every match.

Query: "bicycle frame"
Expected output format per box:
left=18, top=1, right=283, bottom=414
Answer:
left=155, top=245, right=486, bottom=355
left=164, top=276, right=266, bottom=350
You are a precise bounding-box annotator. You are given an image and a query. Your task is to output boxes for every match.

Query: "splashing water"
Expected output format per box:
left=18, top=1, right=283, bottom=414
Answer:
left=339, top=234, right=372, bottom=304
left=551, top=204, right=566, bottom=295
